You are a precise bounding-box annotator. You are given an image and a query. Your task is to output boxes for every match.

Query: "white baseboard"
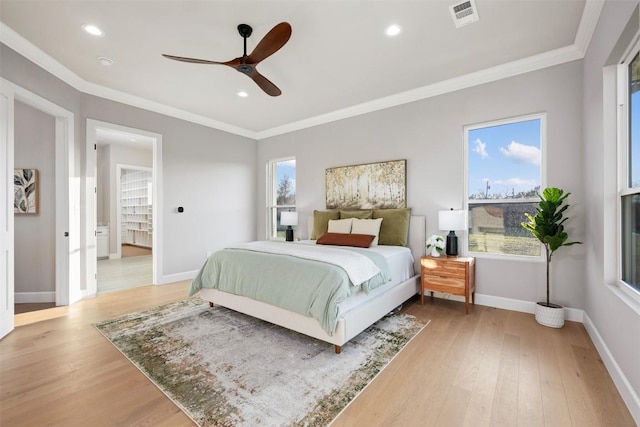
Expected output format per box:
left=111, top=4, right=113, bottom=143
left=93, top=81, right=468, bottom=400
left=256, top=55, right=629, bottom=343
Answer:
left=15, top=291, right=55, bottom=303
left=426, top=291, right=584, bottom=323
left=158, top=270, right=199, bottom=285
left=583, top=313, right=640, bottom=425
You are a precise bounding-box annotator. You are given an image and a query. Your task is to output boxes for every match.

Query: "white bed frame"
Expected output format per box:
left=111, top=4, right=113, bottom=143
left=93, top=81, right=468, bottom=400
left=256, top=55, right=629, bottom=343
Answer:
left=199, top=215, right=425, bottom=354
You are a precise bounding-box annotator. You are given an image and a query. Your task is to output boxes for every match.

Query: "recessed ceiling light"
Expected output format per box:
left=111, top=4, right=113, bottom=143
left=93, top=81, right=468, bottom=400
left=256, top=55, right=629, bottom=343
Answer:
left=98, top=57, right=114, bottom=66
left=385, top=24, right=401, bottom=37
left=238, top=91, right=248, bottom=98
left=82, top=24, right=104, bottom=37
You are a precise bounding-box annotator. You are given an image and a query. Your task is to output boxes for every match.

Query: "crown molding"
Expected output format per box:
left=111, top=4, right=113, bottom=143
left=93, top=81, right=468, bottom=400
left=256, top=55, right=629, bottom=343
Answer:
left=256, top=44, right=584, bottom=139
left=574, top=0, right=606, bottom=55
left=0, top=22, right=257, bottom=139
left=81, top=80, right=257, bottom=139
left=2, top=0, right=604, bottom=142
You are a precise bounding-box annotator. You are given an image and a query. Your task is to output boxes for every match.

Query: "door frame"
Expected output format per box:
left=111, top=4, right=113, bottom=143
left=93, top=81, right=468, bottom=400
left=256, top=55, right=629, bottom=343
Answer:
left=85, top=119, right=162, bottom=297
left=0, top=78, right=78, bottom=313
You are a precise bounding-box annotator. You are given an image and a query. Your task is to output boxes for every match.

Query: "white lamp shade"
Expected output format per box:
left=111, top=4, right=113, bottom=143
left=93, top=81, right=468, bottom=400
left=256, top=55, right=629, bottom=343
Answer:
left=280, top=211, right=298, bottom=226
left=438, top=209, right=467, bottom=231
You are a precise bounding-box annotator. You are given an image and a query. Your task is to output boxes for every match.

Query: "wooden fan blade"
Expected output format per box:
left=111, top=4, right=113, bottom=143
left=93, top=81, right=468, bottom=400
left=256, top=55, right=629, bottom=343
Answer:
left=246, top=22, right=291, bottom=65
left=247, top=69, right=282, bottom=96
left=162, top=54, right=226, bottom=65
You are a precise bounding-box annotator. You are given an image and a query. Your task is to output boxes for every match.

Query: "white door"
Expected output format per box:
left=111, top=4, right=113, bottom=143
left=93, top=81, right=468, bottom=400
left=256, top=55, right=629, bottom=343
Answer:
left=0, top=85, right=15, bottom=339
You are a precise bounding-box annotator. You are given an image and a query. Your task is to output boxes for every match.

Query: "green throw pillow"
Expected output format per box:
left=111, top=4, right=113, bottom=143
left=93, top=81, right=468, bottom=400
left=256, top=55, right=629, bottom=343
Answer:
left=311, top=210, right=340, bottom=239
left=339, top=210, right=373, bottom=219
left=373, top=208, right=412, bottom=246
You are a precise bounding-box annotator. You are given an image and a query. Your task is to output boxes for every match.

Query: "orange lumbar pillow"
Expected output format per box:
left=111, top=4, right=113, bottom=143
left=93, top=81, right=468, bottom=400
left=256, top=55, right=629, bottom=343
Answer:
left=316, top=232, right=375, bottom=248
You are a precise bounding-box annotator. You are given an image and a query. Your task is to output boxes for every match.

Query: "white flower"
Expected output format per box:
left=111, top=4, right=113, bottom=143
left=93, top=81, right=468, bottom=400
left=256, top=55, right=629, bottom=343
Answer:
left=426, top=234, right=445, bottom=253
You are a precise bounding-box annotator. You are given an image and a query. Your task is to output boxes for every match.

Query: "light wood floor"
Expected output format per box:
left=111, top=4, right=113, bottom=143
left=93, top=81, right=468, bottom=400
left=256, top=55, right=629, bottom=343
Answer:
left=1, top=283, right=635, bottom=427
left=97, top=254, right=152, bottom=294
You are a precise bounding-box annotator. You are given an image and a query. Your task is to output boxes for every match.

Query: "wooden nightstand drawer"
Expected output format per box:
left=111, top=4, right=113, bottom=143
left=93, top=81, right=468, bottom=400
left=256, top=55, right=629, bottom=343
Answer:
left=420, top=255, right=476, bottom=314
left=422, top=275, right=465, bottom=293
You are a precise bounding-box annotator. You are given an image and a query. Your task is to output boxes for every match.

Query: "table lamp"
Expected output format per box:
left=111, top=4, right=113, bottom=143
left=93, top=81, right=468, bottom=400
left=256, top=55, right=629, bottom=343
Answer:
left=280, top=211, right=298, bottom=242
left=438, top=208, right=467, bottom=256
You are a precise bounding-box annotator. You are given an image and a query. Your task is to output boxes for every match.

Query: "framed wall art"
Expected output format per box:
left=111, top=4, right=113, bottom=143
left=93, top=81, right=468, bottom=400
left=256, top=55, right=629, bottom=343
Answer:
left=325, top=159, right=406, bottom=209
left=14, top=168, right=39, bottom=214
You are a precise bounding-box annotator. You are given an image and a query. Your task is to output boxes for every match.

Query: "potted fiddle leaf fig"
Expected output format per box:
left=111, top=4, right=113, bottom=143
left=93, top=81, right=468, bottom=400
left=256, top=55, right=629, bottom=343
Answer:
left=521, top=187, right=581, bottom=328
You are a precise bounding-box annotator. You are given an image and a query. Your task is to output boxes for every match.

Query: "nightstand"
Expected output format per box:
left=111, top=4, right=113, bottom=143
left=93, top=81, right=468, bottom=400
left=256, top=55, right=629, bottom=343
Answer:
left=420, top=255, right=476, bottom=314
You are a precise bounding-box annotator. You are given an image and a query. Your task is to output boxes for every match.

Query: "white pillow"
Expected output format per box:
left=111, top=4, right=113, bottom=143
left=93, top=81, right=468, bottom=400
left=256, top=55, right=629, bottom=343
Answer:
left=351, top=218, right=383, bottom=246
left=327, top=218, right=353, bottom=234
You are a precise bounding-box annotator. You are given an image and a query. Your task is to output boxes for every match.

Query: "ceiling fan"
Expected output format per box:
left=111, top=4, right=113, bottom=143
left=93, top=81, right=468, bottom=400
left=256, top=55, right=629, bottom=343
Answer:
left=162, top=22, right=291, bottom=97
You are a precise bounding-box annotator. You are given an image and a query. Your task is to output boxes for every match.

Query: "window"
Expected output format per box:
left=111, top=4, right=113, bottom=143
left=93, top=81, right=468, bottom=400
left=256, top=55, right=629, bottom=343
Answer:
left=267, top=158, right=296, bottom=239
left=619, top=44, right=640, bottom=295
left=465, top=114, right=545, bottom=257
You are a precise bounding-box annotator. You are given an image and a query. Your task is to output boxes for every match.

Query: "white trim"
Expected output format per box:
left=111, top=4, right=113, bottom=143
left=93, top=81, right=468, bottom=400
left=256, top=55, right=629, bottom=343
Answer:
left=0, top=22, right=255, bottom=140
left=15, top=292, right=55, bottom=304
left=583, top=312, right=640, bottom=425
left=0, top=80, right=15, bottom=339
left=573, top=0, right=606, bottom=56
left=424, top=291, right=584, bottom=323
left=157, top=270, right=199, bottom=285
left=1, top=78, right=78, bottom=307
left=258, top=46, right=580, bottom=139
left=267, top=157, right=296, bottom=240
left=0, top=2, right=602, bottom=140
left=463, top=112, right=547, bottom=261
left=85, top=119, right=162, bottom=297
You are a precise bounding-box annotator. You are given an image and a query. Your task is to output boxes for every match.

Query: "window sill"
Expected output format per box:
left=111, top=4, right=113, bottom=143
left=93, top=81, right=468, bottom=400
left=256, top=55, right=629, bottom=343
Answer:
left=467, top=251, right=545, bottom=263
left=608, top=281, right=640, bottom=316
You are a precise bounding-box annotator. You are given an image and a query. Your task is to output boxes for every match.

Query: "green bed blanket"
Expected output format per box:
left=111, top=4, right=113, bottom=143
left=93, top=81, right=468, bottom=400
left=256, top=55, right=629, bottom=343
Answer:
left=189, top=243, right=391, bottom=335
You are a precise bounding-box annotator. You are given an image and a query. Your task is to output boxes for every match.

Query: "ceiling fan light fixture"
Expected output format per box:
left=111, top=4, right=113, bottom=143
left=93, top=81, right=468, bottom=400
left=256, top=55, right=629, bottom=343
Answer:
left=385, top=24, right=401, bottom=37
left=82, top=24, right=104, bottom=37
left=237, top=91, right=248, bottom=98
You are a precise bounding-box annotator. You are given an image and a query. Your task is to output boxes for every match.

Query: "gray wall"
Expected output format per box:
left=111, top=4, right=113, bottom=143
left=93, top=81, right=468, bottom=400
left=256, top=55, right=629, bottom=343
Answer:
left=14, top=100, right=55, bottom=294
left=1, top=43, right=258, bottom=284
left=583, top=0, right=640, bottom=416
left=80, top=94, right=258, bottom=275
left=258, top=60, right=585, bottom=309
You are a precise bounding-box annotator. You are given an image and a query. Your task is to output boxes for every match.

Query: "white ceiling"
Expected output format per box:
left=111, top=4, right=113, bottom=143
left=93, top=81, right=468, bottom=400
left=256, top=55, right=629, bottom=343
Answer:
left=0, top=1, right=596, bottom=139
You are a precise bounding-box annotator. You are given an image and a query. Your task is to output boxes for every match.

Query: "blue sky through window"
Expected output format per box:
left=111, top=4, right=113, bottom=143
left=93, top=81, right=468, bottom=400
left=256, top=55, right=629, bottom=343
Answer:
left=468, top=118, right=541, bottom=199
left=276, top=159, right=296, bottom=199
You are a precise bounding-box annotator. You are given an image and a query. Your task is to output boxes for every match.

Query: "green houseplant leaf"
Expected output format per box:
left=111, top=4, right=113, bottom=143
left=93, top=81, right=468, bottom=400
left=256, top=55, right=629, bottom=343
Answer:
left=521, top=187, right=582, bottom=306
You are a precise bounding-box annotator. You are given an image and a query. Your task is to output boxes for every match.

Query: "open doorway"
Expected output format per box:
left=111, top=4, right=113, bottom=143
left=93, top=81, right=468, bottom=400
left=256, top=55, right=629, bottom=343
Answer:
left=86, top=119, right=162, bottom=298
left=2, top=80, right=78, bottom=332
left=95, top=130, right=153, bottom=294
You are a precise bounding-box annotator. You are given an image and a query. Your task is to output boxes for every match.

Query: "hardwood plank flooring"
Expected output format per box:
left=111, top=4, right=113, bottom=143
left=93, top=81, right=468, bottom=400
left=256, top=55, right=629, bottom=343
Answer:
left=97, top=254, right=152, bottom=294
left=0, top=285, right=635, bottom=427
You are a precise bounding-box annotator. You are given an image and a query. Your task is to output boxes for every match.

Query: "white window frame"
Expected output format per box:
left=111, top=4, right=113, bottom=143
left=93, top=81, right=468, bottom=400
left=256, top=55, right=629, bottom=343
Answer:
left=616, top=37, right=640, bottom=304
left=464, top=113, right=546, bottom=261
left=266, top=156, right=296, bottom=240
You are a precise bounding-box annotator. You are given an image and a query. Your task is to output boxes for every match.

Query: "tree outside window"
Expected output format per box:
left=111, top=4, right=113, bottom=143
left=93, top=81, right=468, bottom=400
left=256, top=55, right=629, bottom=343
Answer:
left=268, top=158, right=296, bottom=239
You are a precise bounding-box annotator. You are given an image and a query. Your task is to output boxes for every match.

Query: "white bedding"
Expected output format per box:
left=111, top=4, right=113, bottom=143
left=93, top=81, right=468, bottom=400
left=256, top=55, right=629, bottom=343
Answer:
left=199, top=215, right=425, bottom=352
left=230, top=240, right=381, bottom=286
left=296, top=240, right=415, bottom=315
left=337, top=245, right=415, bottom=315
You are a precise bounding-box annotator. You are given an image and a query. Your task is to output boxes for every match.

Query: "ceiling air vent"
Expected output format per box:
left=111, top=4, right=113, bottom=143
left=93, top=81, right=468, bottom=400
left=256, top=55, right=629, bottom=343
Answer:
left=449, top=0, right=479, bottom=28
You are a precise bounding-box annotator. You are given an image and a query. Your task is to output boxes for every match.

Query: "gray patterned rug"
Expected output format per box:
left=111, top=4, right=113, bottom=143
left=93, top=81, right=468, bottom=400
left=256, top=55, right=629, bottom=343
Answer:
left=95, top=298, right=428, bottom=427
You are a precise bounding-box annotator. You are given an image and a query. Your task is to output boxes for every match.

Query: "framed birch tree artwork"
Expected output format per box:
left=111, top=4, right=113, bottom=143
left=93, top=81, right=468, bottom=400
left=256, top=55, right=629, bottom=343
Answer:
left=325, top=159, right=406, bottom=209
left=14, top=169, right=39, bottom=214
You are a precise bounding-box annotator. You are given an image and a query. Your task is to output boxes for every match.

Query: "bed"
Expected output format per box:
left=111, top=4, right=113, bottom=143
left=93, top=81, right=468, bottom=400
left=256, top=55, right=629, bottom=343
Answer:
left=190, top=213, right=425, bottom=354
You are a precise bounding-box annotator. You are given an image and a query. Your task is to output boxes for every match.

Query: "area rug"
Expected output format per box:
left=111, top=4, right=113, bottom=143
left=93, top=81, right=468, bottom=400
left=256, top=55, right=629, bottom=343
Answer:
left=95, top=298, right=428, bottom=427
